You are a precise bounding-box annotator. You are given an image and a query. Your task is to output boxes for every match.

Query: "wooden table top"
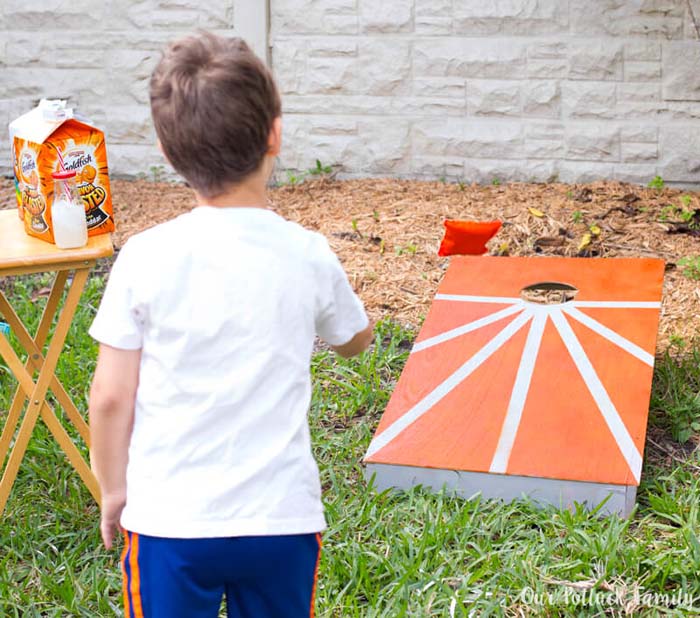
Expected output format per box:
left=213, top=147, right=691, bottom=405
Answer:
left=0, top=209, right=113, bottom=272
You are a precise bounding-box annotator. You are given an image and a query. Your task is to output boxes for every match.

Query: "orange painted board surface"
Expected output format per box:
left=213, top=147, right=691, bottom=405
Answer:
left=365, top=256, right=665, bottom=487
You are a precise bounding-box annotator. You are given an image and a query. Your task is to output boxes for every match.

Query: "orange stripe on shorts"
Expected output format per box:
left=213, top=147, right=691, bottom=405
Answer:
left=310, top=533, right=323, bottom=618
left=121, top=531, right=131, bottom=617
left=129, top=532, right=145, bottom=618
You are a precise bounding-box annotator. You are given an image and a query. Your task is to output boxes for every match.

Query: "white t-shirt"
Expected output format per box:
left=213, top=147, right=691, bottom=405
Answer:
left=89, top=206, right=369, bottom=538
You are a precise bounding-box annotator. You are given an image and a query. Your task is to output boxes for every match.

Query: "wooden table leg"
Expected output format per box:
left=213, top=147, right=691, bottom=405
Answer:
left=0, top=271, right=90, bottom=445
left=0, top=271, right=70, bottom=463
left=0, top=268, right=98, bottom=514
left=0, top=333, right=100, bottom=506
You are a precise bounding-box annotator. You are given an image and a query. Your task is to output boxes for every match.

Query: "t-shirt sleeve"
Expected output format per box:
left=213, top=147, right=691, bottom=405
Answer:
left=314, top=237, right=369, bottom=346
left=89, top=241, right=145, bottom=350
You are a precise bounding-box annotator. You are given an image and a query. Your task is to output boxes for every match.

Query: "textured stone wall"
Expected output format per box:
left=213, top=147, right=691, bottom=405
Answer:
left=0, top=1, right=237, bottom=179
left=3, top=2, right=699, bottom=186
left=272, top=0, right=700, bottom=186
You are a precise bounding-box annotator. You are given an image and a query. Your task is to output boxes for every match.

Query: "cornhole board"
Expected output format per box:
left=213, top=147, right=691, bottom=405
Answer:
left=364, top=256, right=665, bottom=516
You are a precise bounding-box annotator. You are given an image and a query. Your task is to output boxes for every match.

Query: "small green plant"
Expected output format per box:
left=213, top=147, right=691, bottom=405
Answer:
left=351, top=218, right=364, bottom=239
left=572, top=210, right=584, bottom=224
left=678, top=256, right=700, bottom=280
left=282, top=160, right=334, bottom=186
left=149, top=164, right=166, bottom=182
left=457, top=180, right=466, bottom=191
left=308, top=159, right=333, bottom=176
left=286, top=171, right=302, bottom=185
left=648, top=175, right=665, bottom=190
left=566, top=190, right=574, bottom=199
left=680, top=209, right=696, bottom=225
left=668, top=333, right=687, bottom=350
left=492, top=177, right=501, bottom=186
left=438, top=176, right=446, bottom=184
left=660, top=198, right=698, bottom=227
left=659, top=205, right=676, bottom=222
left=372, top=210, right=380, bottom=223
left=395, top=243, right=418, bottom=256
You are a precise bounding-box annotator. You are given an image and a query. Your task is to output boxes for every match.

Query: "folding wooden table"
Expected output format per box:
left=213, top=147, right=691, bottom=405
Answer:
left=0, top=208, right=113, bottom=514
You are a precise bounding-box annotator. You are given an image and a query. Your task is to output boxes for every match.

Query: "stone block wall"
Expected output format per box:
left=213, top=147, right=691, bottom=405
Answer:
left=0, top=1, right=238, bottom=179
left=2, top=1, right=699, bottom=186
left=272, top=0, right=700, bottom=186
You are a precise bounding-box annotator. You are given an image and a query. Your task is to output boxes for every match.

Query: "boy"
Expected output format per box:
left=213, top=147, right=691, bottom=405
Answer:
left=89, top=32, right=372, bottom=617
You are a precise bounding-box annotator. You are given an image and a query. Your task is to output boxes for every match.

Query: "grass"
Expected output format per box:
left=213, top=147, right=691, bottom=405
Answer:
left=1, top=272, right=700, bottom=616
left=650, top=343, right=700, bottom=443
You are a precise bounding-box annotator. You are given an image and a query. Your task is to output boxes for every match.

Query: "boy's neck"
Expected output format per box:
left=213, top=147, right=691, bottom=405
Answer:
left=195, top=168, right=270, bottom=210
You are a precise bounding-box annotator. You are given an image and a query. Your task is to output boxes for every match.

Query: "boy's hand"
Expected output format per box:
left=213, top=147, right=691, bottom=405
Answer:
left=101, top=491, right=126, bottom=549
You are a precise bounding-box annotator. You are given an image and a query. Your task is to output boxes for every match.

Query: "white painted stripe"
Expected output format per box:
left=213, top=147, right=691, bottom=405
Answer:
left=562, top=305, right=655, bottom=367
left=489, top=310, right=547, bottom=474
left=572, top=301, right=660, bottom=309
left=550, top=311, right=643, bottom=483
left=365, top=311, right=532, bottom=459
left=412, top=304, right=524, bottom=353
left=435, top=294, right=522, bottom=304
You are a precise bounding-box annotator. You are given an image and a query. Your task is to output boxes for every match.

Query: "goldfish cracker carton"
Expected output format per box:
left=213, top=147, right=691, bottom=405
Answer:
left=9, top=99, right=114, bottom=243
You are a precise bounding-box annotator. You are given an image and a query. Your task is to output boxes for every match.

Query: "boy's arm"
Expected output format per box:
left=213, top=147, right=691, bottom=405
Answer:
left=331, top=320, right=374, bottom=358
left=314, top=236, right=372, bottom=357
left=89, top=344, right=141, bottom=549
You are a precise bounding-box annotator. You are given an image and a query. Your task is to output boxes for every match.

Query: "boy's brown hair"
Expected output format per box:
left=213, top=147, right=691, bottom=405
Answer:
left=150, top=32, right=281, bottom=197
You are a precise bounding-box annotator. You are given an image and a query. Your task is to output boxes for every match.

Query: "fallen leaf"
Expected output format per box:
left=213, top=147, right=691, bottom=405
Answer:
left=589, top=224, right=602, bottom=236
left=574, top=188, right=593, bottom=202
left=619, top=193, right=641, bottom=204
left=534, top=236, right=566, bottom=248
left=578, top=233, right=592, bottom=252
left=528, top=207, right=545, bottom=218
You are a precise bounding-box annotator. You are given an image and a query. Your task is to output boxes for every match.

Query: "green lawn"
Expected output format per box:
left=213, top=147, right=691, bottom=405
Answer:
left=1, top=271, right=699, bottom=617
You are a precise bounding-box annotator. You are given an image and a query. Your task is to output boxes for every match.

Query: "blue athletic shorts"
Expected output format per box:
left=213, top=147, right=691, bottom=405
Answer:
left=121, top=530, right=323, bottom=618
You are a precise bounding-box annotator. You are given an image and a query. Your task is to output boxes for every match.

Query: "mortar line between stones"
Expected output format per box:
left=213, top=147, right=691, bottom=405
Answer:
left=686, top=0, right=700, bottom=39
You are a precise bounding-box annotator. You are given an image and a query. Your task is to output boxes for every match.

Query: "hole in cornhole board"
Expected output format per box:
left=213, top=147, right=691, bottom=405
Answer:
left=520, top=281, right=578, bottom=305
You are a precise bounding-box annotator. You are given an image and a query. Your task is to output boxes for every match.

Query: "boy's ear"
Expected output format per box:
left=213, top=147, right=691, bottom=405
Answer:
left=268, top=117, right=282, bottom=157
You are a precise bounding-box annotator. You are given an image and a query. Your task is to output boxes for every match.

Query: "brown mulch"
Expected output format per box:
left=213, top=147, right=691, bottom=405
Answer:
left=2, top=175, right=699, bottom=347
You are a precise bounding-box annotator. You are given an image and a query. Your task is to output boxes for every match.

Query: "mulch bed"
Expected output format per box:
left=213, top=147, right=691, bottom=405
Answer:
left=2, top=176, right=699, bottom=347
